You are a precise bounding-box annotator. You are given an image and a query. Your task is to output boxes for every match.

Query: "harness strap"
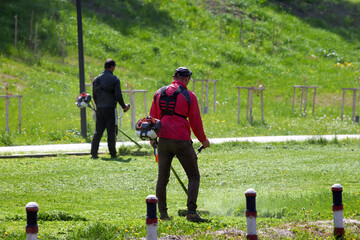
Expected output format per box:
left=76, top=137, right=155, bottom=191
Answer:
left=155, top=85, right=191, bottom=119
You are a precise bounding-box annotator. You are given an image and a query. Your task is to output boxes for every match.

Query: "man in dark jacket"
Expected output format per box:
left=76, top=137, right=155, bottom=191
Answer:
left=91, top=59, right=130, bottom=159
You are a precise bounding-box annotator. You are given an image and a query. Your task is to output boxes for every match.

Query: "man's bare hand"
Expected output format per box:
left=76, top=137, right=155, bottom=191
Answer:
left=201, top=139, right=210, bottom=149
left=123, top=104, right=130, bottom=112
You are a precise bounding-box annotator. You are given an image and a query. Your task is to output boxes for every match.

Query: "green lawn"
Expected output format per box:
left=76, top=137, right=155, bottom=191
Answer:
left=1, top=140, right=359, bottom=239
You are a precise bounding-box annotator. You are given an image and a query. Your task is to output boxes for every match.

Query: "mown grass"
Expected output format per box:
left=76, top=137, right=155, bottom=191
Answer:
left=1, top=0, right=360, bottom=146
left=0, top=140, right=359, bottom=239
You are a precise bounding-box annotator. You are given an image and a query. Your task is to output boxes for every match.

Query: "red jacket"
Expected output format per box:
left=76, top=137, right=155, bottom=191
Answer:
left=150, top=80, right=207, bottom=142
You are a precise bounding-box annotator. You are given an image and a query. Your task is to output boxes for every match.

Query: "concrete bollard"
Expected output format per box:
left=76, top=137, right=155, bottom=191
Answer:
left=245, top=189, right=257, bottom=240
left=25, top=202, right=39, bottom=240
left=146, top=195, right=158, bottom=240
left=331, top=184, right=344, bottom=238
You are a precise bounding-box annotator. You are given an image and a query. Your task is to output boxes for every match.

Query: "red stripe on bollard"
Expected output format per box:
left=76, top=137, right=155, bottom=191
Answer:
left=334, top=227, right=345, bottom=236
left=26, top=226, right=39, bottom=234
left=146, top=218, right=158, bottom=225
left=246, top=235, right=258, bottom=240
left=246, top=210, right=257, bottom=218
left=332, top=205, right=343, bottom=211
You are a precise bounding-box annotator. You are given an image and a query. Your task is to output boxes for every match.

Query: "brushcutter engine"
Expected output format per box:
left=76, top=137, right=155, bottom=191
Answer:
left=75, top=92, right=96, bottom=111
left=135, top=116, right=162, bottom=140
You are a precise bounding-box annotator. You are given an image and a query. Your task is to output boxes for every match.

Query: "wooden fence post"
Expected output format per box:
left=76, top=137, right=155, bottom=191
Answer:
left=340, top=88, right=360, bottom=122
left=237, top=87, right=241, bottom=124
left=57, top=25, right=61, bottom=54
left=28, top=10, right=34, bottom=48
left=193, top=79, right=218, bottom=114
left=143, top=91, right=148, bottom=116
left=292, top=86, right=318, bottom=116
left=213, top=80, right=217, bottom=112
left=352, top=89, right=357, bottom=122
left=5, top=96, right=9, bottom=132
left=34, top=22, right=38, bottom=59
left=236, top=86, right=265, bottom=124
left=303, top=87, right=308, bottom=115
left=62, top=24, right=66, bottom=63
left=239, top=16, right=243, bottom=45
left=19, top=96, right=22, bottom=133
left=14, top=15, right=18, bottom=48
left=261, top=90, right=264, bottom=122
left=122, top=90, right=148, bottom=128
left=2, top=83, right=24, bottom=132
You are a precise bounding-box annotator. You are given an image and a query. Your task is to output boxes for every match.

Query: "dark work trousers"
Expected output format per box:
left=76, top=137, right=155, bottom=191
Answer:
left=156, top=138, right=200, bottom=215
left=91, top=108, right=116, bottom=157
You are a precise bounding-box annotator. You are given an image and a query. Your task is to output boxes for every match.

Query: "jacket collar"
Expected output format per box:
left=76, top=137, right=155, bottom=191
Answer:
left=103, top=69, right=113, bottom=75
left=172, top=80, right=187, bottom=89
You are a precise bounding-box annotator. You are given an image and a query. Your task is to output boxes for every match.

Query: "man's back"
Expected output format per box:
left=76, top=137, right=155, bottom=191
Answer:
left=93, top=69, right=125, bottom=109
left=150, top=80, right=206, bottom=142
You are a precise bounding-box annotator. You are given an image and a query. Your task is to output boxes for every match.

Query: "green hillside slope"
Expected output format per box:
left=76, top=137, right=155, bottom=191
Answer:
left=0, top=0, right=359, bottom=146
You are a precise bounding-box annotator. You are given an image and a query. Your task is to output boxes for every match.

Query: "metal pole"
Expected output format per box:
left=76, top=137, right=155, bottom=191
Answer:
left=5, top=96, right=9, bottom=132
left=76, top=0, right=87, bottom=138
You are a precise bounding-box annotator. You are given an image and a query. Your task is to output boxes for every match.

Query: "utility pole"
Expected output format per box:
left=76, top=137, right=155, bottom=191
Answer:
left=76, top=0, right=87, bottom=138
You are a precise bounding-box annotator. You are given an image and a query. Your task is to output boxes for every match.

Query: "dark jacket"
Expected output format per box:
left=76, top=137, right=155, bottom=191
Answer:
left=93, top=69, right=126, bottom=109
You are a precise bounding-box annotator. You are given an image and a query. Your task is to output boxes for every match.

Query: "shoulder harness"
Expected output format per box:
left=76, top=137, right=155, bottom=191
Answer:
left=155, top=85, right=191, bottom=119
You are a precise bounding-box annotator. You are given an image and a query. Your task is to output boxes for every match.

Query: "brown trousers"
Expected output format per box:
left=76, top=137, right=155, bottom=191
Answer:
left=156, top=138, right=200, bottom=215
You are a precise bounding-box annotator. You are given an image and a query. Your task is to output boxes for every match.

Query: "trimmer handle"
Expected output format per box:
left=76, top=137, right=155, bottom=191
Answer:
left=197, top=145, right=204, bottom=155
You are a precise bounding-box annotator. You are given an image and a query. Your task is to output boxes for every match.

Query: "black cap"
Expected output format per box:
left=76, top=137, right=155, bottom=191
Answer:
left=174, top=67, right=192, bottom=77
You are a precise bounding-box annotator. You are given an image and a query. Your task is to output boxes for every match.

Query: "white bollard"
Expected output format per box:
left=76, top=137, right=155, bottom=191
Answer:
left=25, top=202, right=39, bottom=240
left=146, top=195, right=158, bottom=240
left=245, top=189, right=257, bottom=240
left=331, top=184, right=344, bottom=238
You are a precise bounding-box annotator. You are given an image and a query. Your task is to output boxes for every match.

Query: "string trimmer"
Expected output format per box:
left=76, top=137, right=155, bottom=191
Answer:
left=75, top=92, right=141, bottom=148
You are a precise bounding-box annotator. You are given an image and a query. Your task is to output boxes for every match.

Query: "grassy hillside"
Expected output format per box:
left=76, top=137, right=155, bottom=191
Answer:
left=0, top=0, right=360, bottom=146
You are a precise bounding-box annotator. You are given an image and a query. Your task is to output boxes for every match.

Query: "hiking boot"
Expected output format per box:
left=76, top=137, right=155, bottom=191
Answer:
left=91, top=155, right=98, bottom=159
left=186, top=213, right=210, bottom=223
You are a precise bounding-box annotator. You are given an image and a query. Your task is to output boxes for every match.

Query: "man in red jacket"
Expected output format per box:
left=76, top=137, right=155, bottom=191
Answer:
left=150, top=67, right=210, bottom=222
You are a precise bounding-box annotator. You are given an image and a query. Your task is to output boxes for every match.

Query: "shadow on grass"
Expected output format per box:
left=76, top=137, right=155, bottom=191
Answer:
left=102, top=157, right=132, bottom=163
left=268, top=0, right=360, bottom=41
left=74, top=0, right=176, bottom=36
